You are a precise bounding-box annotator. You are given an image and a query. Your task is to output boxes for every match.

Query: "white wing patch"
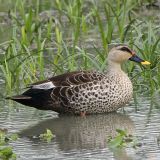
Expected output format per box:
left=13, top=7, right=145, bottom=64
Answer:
left=31, top=81, right=55, bottom=89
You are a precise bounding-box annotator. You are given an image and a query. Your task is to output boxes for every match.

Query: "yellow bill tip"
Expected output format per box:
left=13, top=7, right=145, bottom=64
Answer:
left=141, top=61, right=151, bottom=65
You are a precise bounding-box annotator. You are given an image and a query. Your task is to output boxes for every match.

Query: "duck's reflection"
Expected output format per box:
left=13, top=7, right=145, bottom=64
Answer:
left=20, top=112, right=135, bottom=151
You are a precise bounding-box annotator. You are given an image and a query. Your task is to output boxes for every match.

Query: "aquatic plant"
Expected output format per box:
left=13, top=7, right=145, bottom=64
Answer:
left=0, top=147, right=16, bottom=160
left=108, top=129, right=141, bottom=149
left=0, top=129, right=18, bottom=160
left=39, top=129, right=54, bottom=142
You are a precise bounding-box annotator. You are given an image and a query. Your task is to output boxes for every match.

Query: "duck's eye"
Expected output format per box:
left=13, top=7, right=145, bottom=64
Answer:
left=119, top=47, right=132, bottom=54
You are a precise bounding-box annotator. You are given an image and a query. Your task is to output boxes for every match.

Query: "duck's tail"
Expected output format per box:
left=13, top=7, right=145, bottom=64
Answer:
left=6, top=88, right=54, bottom=110
left=6, top=95, right=33, bottom=106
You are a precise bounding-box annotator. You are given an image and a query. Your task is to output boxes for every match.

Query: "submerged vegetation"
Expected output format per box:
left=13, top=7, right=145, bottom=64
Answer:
left=0, top=0, right=159, bottom=96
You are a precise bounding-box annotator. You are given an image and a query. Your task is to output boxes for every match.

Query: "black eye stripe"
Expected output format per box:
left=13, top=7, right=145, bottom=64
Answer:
left=119, top=47, right=132, bottom=54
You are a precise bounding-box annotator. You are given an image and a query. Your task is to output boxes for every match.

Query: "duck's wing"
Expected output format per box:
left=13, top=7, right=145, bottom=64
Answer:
left=10, top=71, right=106, bottom=113
left=29, top=70, right=106, bottom=89
left=49, top=71, right=106, bottom=112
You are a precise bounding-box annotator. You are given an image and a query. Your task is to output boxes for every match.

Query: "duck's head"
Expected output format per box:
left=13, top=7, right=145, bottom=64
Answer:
left=108, top=45, right=150, bottom=65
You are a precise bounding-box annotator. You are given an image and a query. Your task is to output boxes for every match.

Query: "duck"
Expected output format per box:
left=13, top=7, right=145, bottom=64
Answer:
left=7, top=45, right=150, bottom=115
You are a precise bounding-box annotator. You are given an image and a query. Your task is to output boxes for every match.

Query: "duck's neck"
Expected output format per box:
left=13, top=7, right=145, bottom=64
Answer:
left=107, top=61, right=123, bottom=73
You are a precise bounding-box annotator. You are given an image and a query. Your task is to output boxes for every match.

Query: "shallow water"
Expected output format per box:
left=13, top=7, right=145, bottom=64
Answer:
left=0, top=1, right=160, bottom=159
left=1, top=95, right=160, bottom=160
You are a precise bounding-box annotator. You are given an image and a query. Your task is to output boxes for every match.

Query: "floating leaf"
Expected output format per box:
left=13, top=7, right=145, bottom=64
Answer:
left=39, top=129, right=54, bottom=143
left=108, top=129, right=141, bottom=149
left=108, top=135, right=123, bottom=148
left=116, top=129, right=127, bottom=136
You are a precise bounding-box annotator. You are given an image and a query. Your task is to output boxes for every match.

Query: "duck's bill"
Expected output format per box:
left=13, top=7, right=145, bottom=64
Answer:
left=129, top=55, right=150, bottom=65
left=141, top=61, right=151, bottom=65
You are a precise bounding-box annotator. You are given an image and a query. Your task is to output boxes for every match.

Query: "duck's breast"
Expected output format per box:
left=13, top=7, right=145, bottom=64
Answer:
left=105, top=72, right=133, bottom=109
left=67, top=73, right=133, bottom=114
